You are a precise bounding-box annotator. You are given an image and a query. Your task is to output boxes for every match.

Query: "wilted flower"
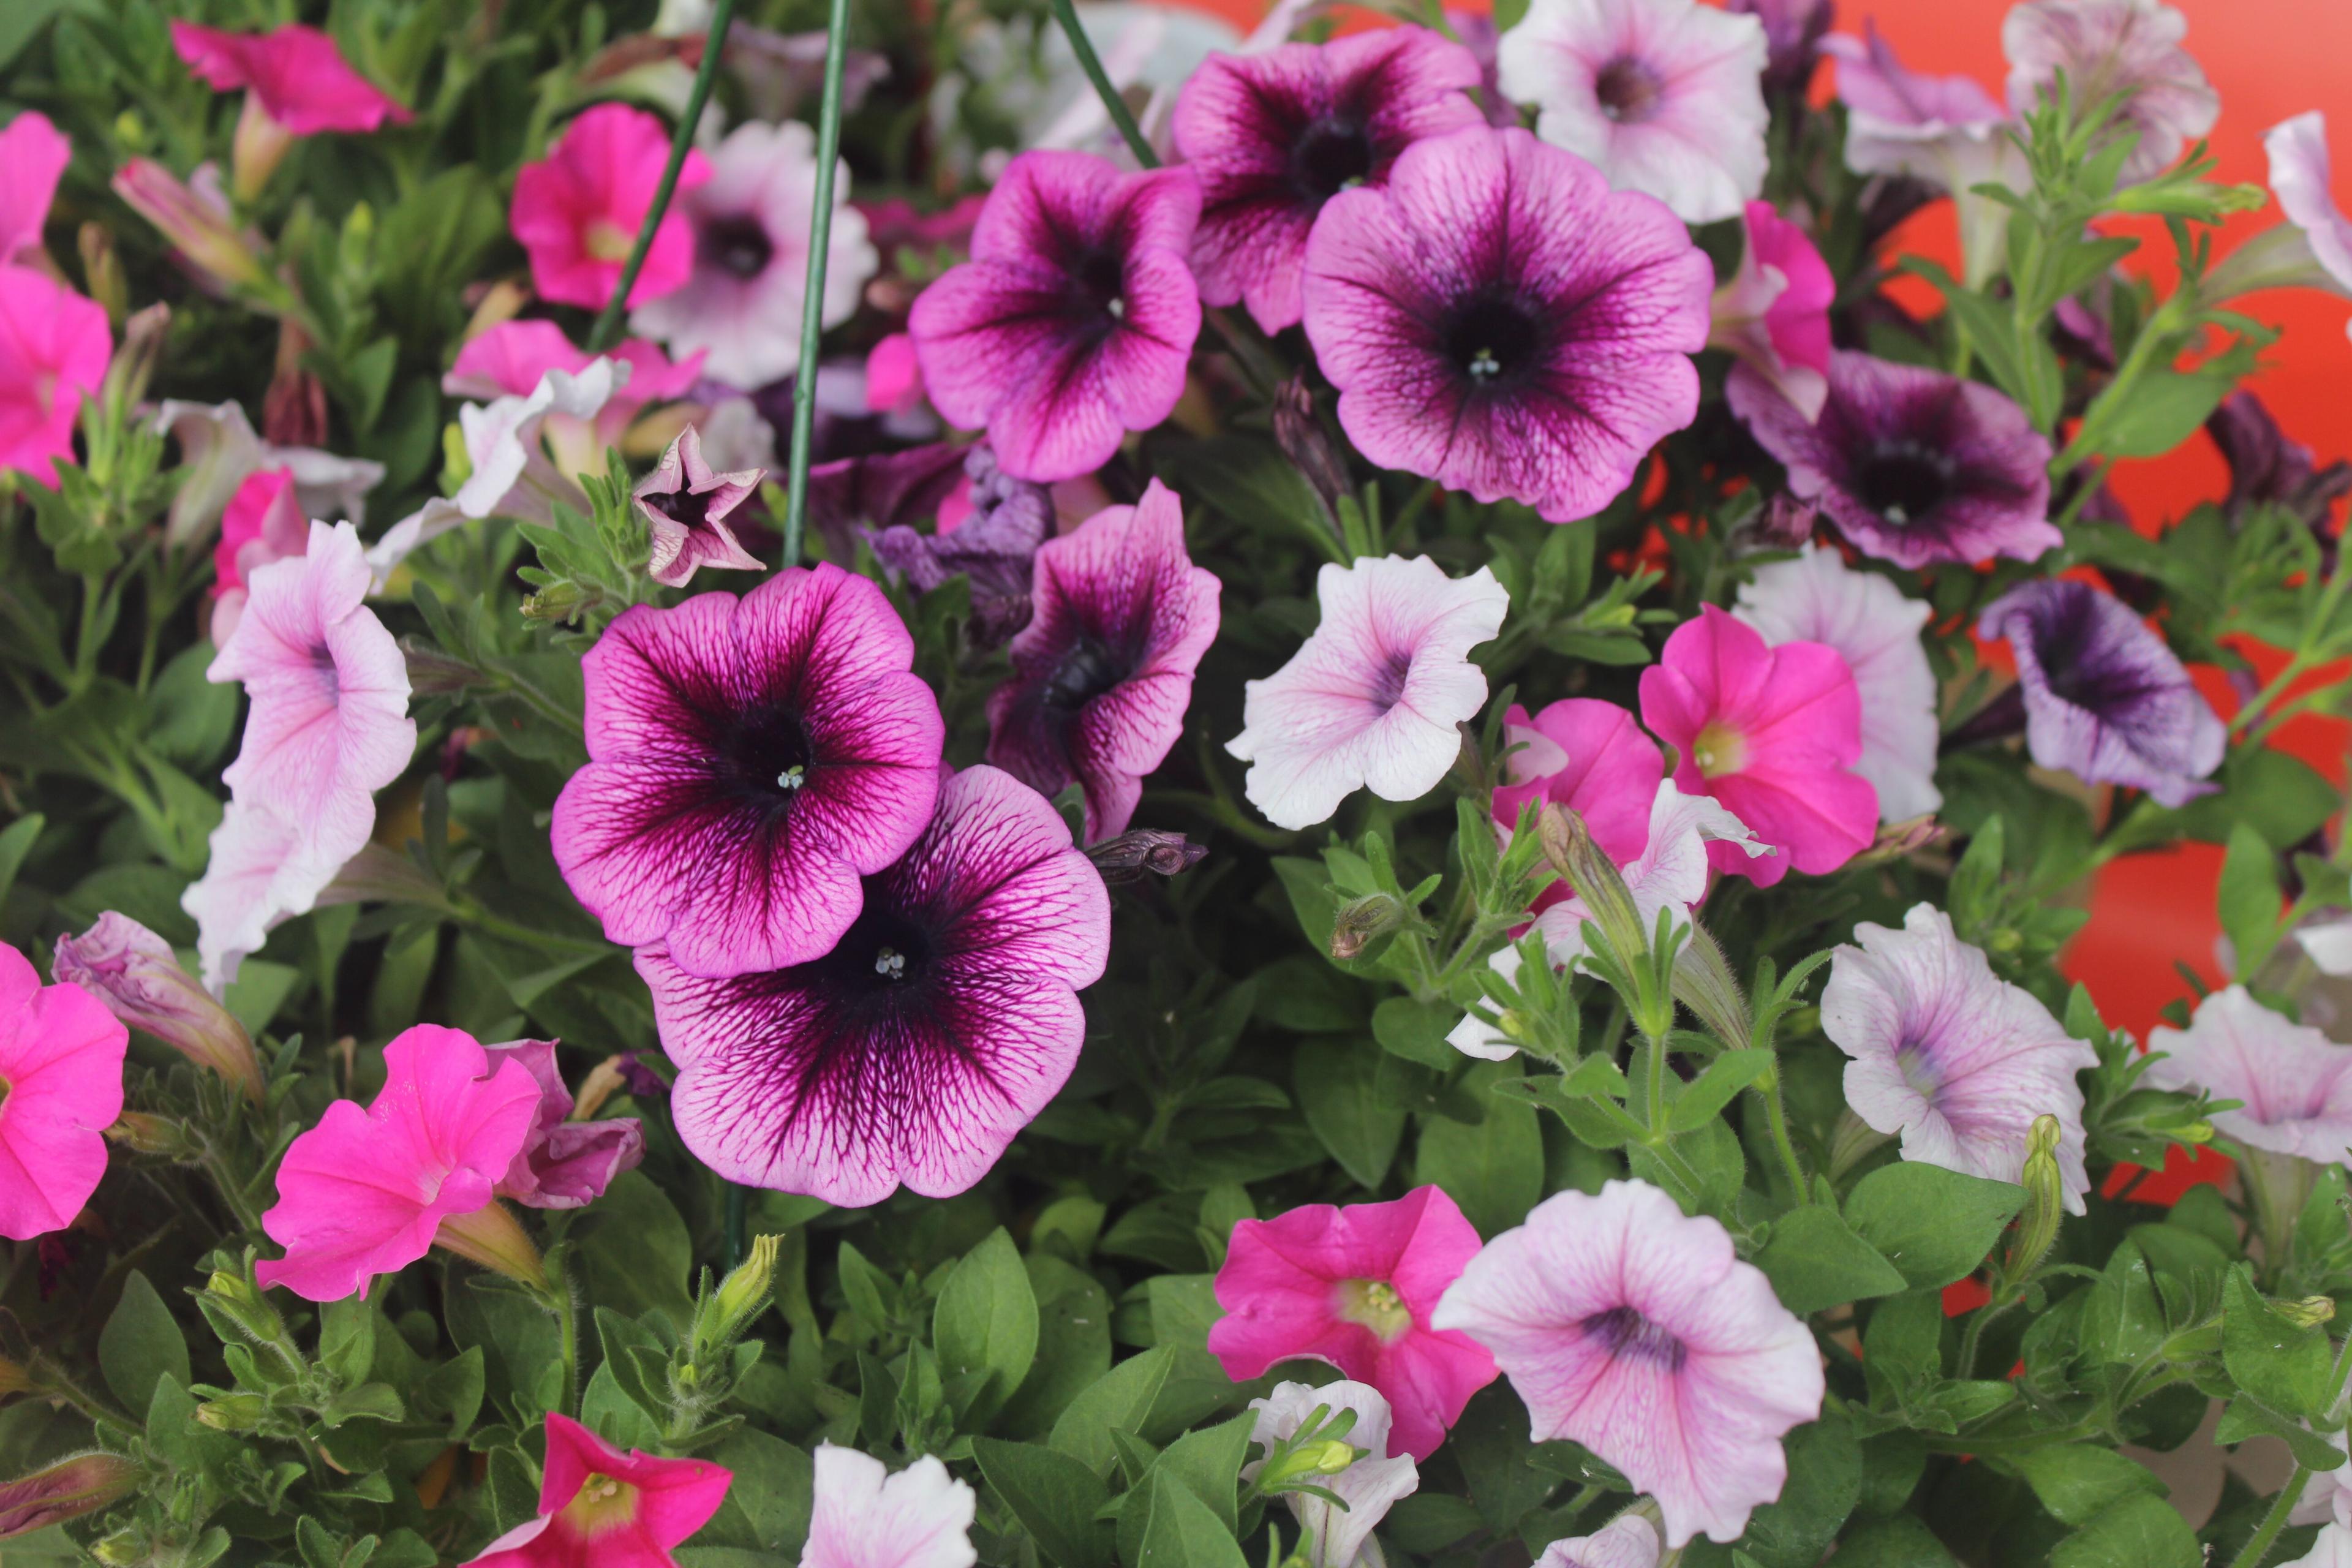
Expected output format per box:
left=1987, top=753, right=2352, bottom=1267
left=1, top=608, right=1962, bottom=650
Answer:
left=0, top=942, right=127, bottom=1242
left=0, top=111, right=69, bottom=263
left=1245, top=1381, right=1420, bottom=1568
left=52, top=913, right=263, bottom=1103
left=0, top=1452, right=138, bottom=1540
left=2206, top=391, right=2352, bottom=527
left=2002, top=0, right=2217, bottom=185
left=481, top=1039, right=645, bottom=1210
left=1710, top=202, right=1834, bottom=423
left=798, top=1446, right=976, bottom=1568
left=465, top=1412, right=733, bottom=1568
left=1085, top=828, right=1208, bottom=884
left=1727, top=0, right=1834, bottom=98
left=635, top=424, right=766, bottom=588
left=512, top=104, right=711, bottom=311
left=864, top=443, right=1050, bottom=650
left=0, top=264, right=110, bottom=485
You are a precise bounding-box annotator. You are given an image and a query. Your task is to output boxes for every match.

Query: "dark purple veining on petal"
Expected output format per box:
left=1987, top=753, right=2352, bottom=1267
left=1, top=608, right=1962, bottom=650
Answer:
left=1581, top=1305, right=1688, bottom=1372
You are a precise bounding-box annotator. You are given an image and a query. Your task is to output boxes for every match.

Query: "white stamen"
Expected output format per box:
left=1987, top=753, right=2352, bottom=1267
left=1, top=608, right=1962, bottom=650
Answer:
left=777, top=764, right=806, bottom=791
left=1107, top=296, right=1126, bottom=319
left=875, top=946, right=907, bottom=980
left=1468, top=347, right=1501, bottom=381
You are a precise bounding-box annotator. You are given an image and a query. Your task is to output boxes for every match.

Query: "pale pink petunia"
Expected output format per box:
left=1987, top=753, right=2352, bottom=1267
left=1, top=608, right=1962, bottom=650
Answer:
left=1207, top=1186, right=1498, bottom=1461
left=1823, top=903, right=2098, bottom=1210
left=0, top=941, right=127, bottom=1241
left=1490, top=699, right=1663, bottom=865
left=2002, top=0, right=2217, bottom=185
left=170, top=22, right=412, bottom=136
left=52, top=912, right=263, bottom=1102
left=2207, top=113, right=2352, bottom=336
left=1535, top=1517, right=1663, bottom=1568
left=635, top=424, right=766, bottom=589
left=0, top=111, right=70, bottom=262
left=2288, top=1523, right=2352, bottom=1568
left=1227, top=556, right=1508, bottom=831
left=466, top=1412, right=733, bottom=1568
left=1245, top=1380, right=1420, bottom=1568
left=446, top=319, right=706, bottom=449
left=798, top=1446, right=977, bottom=1568
left=1638, top=604, right=1875, bottom=887
left=2299, top=915, right=2352, bottom=978
left=209, top=466, right=309, bottom=647
left=1709, top=201, right=1833, bottom=423
left=1430, top=1180, right=1823, bottom=1547
left=0, top=265, right=111, bottom=484
left=151, top=396, right=385, bottom=545
left=511, top=104, right=712, bottom=311
left=183, top=799, right=350, bottom=993
left=482, top=1039, right=644, bottom=1210
left=1496, top=0, right=1770, bottom=224
left=1528, top=780, right=1767, bottom=967
left=2145, top=986, right=2352, bottom=1166
left=1735, top=543, right=1941, bottom=821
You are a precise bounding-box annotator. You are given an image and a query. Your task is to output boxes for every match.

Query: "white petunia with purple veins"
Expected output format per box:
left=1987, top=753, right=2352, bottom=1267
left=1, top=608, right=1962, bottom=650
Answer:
left=2145, top=986, right=2352, bottom=1166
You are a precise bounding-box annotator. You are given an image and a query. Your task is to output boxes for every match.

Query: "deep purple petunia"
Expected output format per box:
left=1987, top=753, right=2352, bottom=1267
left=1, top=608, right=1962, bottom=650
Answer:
left=1976, top=578, right=2224, bottom=807
left=987, top=480, right=1221, bottom=842
left=550, top=562, right=945, bottom=979
left=635, top=766, right=1110, bottom=1206
left=1727, top=353, right=2059, bottom=568
left=1170, top=28, right=1484, bottom=334
left=908, top=153, right=1201, bottom=484
left=1302, top=125, right=1711, bottom=524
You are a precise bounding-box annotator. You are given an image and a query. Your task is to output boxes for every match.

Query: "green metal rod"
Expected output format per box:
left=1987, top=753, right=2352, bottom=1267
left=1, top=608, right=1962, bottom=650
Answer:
left=778, top=0, right=854, bottom=567
left=1046, top=0, right=1159, bottom=168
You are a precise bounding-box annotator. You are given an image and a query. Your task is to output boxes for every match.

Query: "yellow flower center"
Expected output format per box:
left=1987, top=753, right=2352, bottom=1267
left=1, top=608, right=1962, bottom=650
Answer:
left=1333, top=1279, right=1413, bottom=1344
left=560, top=1472, right=639, bottom=1536
left=1691, top=722, right=1747, bottom=778
left=584, top=221, right=636, bottom=263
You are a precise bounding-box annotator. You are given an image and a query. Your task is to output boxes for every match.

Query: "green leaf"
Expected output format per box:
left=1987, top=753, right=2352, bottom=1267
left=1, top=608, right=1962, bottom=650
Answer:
left=1049, top=1346, right=1176, bottom=1477
left=1668, top=1048, right=1774, bottom=1132
left=933, top=1229, right=1040, bottom=1428
left=1115, top=1414, right=1256, bottom=1567
left=571, top=1170, right=695, bottom=1326
left=2047, top=1494, right=2201, bottom=1568
left=1844, top=1163, right=2024, bottom=1289
left=2222, top=1264, right=2335, bottom=1419
left=580, top=1362, right=662, bottom=1451
left=99, top=1270, right=190, bottom=1418
left=1295, top=1037, right=1408, bottom=1187
left=1735, top=1412, right=1860, bottom=1568
left=2094, top=371, right=2233, bottom=458
left=2215, top=824, right=2284, bottom=979
left=2007, top=1446, right=2166, bottom=1528
left=1826, top=1516, right=1960, bottom=1566
left=1372, top=997, right=1459, bottom=1069
left=1415, top=1060, right=1544, bottom=1237
left=318, top=1299, right=379, bottom=1387
left=974, top=1438, right=1114, bottom=1568
left=701, top=1430, right=814, bottom=1556
left=998, top=1255, right=1115, bottom=1439
left=1135, top=1469, right=1249, bottom=1568
left=1753, top=1204, right=1909, bottom=1316
left=0, top=812, right=41, bottom=910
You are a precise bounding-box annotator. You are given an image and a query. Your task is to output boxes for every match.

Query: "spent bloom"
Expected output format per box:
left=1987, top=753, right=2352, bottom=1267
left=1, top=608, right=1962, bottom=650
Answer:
left=638, top=767, right=1105, bottom=1205
left=1432, top=1180, right=1823, bottom=1547
left=210, top=466, right=309, bottom=647
left=636, top=424, right=766, bottom=589
left=1246, top=1381, right=1420, bottom=1568
left=483, top=1039, right=646, bottom=1210
left=1536, top=1517, right=1664, bottom=1568
left=2002, top=0, right=2217, bottom=185
left=1170, top=28, right=1484, bottom=333
left=1638, top=605, right=1875, bottom=887
left=799, top=1446, right=978, bottom=1568
left=2145, top=986, right=2352, bottom=1166
left=987, top=480, right=1221, bottom=843
left=466, top=1412, right=732, bottom=1568
left=0, top=1453, right=140, bottom=1541
left=1207, top=1186, right=1498, bottom=1461
left=1227, top=556, right=1508, bottom=832
left=1496, top=0, right=1770, bottom=224
left=1727, top=0, right=1834, bottom=97
left=1302, top=126, right=1711, bottom=524
left=864, top=443, right=1050, bottom=650
left=51, top=913, right=263, bottom=1103
left=0, top=265, right=111, bottom=485
left=0, top=941, right=127, bottom=1242
left=0, top=111, right=70, bottom=263
left=511, top=104, right=711, bottom=311
left=1710, top=201, right=1834, bottom=423
left=1823, top=903, right=2099, bottom=1210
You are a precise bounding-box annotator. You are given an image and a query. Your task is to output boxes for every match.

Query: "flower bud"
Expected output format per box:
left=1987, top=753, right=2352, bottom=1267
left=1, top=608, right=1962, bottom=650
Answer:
left=0, top=1452, right=138, bottom=1540
left=1085, top=829, right=1209, bottom=886
left=0, top=1355, right=31, bottom=1396
left=230, top=95, right=295, bottom=205
left=1671, top=919, right=1752, bottom=1049
left=105, top=1111, right=200, bottom=1158
left=110, top=159, right=271, bottom=296
left=2279, top=1295, right=2339, bottom=1330
left=194, top=1393, right=267, bottom=1431
left=1273, top=373, right=1352, bottom=531
left=97, top=303, right=172, bottom=417
left=1536, top=804, right=1646, bottom=965
left=2003, top=1114, right=2067, bottom=1279
left=55, top=913, right=264, bottom=1104
left=75, top=224, right=127, bottom=325
left=696, top=1233, right=782, bottom=1357
left=1330, top=894, right=1404, bottom=962
left=1307, top=1440, right=1357, bottom=1476
left=200, top=1268, right=287, bottom=1345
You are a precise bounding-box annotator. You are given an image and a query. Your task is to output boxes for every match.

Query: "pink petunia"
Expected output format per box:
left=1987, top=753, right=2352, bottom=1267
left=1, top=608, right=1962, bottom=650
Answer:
left=511, top=104, right=712, bottom=312
left=181, top=801, right=344, bottom=993
left=465, top=1412, right=733, bottom=1568
left=483, top=1039, right=645, bottom=1210
left=0, top=111, right=70, bottom=263
left=1207, top=1186, right=1497, bottom=1461
left=445, top=320, right=706, bottom=450
left=170, top=22, right=412, bottom=136
left=866, top=333, right=925, bottom=416
left=1638, top=604, right=1875, bottom=887
left=1430, top=1179, right=1824, bottom=1547
left=1709, top=201, right=1834, bottom=423
left=799, top=1446, right=977, bottom=1568
left=635, top=424, right=766, bottom=589
left=2146, top=986, right=2352, bottom=1167
left=0, top=265, right=112, bottom=484
left=0, top=941, right=127, bottom=1242
left=209, top=466, right=309, bottom=647
left=910, top=152, right=1201, bottom=483
left=1536, top=1517, right=1662, bottom=1568
left=1490, top=699, right=1663, bottom=867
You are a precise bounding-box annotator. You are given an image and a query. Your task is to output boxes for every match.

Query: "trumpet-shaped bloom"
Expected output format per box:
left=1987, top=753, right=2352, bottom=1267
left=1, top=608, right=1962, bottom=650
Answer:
left=635, top=766, right=1109, bottom=1207
left=512, top=104, right=711, bottom=311
left=1638, top=605, right=1874, bottom=887
left=1227, top=556, right=1508, bottom=832
left=211, top=466, right=309, bottom=646
left=1208, top=1186, right=1498, bottom=1461
left=1302, top=126, right=1711, bottom=524
left=1529, top=781, right=1766, bottom=965
left=1170, top=28, right=1484, bottom=333
left=2002, top=0, right=2217, bottom=185
left=1710, top=202, right=1833, bottom=423
left=151, top=396, right=384, bottom=545
left=987, top=480, right=1221, bottom=842
left=0, top=942, right=127, bottom=1241
left=1823, top=903, right=2099, bottom=1210
left=2270, top=113, right=2352, bottom=298
left=0, top=111, right=70, bottom=262
left=799, top=1446, right=977, bottom=1568
left=1536, top=1517, right=1662, bottom=1568
left=447, top=320, right=706, bottom=445
left=1735, top=543, right=1941, bottom=821
left=1496, top=0, right=1770, bottom=225
left=636, top=424, right=765, bottom=589
left=466, top=1412, right=733, bottom=1568
left=0, top=265, right=111, bottom=484
left=483, top=1039, right=645, bottom=1210
left=910, top=152, right=1202, bottom=483
left=1245, top=1381, right=1420, bottom=1568
left=1490, top=699, right=1663, bottom=865
left=170, top=23, right=412, bottom=135
left=1431, top=1180, right=1823, bottom=1547
left=52, top=913, right=262, bottom=1101
left=2146, top=986, right=2352, bottom=1165
left=183, top=799, right=352, bottom=993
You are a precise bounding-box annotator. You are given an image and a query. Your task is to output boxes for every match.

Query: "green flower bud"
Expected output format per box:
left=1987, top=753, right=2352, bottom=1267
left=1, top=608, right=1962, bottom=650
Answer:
left=2278, top=1295, right=2338, bottom=1330
left=1536, top=805, right=1645, bottom=965
left=696, top=1234, right=782, bottom=1355
left=2003, top=1115, right=2066, bottom=1279
left=195, top=1394, right=267, bottom=1432
left=1330, top=894, right=1404, bottom=961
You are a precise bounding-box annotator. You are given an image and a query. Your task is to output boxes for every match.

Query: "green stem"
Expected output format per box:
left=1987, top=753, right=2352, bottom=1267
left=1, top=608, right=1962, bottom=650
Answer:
left=1045, top=0, right=1158, bottom=167
left=1757, top=1065, right=1810, bottom=1200
left=724, top=1182, right=749, bottom=1273
left=779, top=0, right=853, bottom=568
left=554, top=1278, right=580, bottom=1418
left=2230, top=1328, right=2352, bottom=1568
left=586, top=0, right=741, bottom=352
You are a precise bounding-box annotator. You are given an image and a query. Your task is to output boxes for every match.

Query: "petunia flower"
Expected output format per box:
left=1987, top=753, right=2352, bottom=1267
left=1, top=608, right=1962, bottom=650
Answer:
left=52, top=913, right=263, bottom=1104
left=635, top=424, right=766, bottom=588
left=482, top=1039, right=645, bottom=1210
left=1727, top=0, right=1834, bottom=99
left=1170, top=28, right=1484, bottom=333
left=986, top=480, right=1221, bottom=842
left=1227, top=556, right=1509, bottom=832
left=909, top=151, right=1202, bottom=483
left=511, top=104, right=712, bottom=311
left=635, top=765, right=1109, bottom=1206
left=0, top=1453, right=139, bottom=1540
left=864, top=443, right=1050, bottom=650
left=1207, top=1186, right=1498, bottom=1461
left=2206, top=113, right=2352, bottom=336
left=0, top=265, right=111, bottom=484
left=1496, top=0, right=1770, bottom=225
left=1975, top=578, right=2224, bottom=807
left=552, top=562, right=943, bottom=980
left=1727, top=353, right=2058, bottom=568
left=1433, top=1180, right=1822, bottom=1547
left=1638, top=605, right=1874, bottom=887
left=1823, top=903, right=2099, bottom=1210
left=1302, top=126, right=1711, bottom=524
left=2145, top=986, right=2352, bottom=1166
left=0, top=942, right=127, bottom=1242
left=446, top=320, right=706, bottom=451
left=2206, top=391, right=2352, bottom=528
left=630, top=119, right=876, bottom=390
left=1490, top=699, right=1663, bottom=866
left=1709, top=201, right=1834, bottom=423
left=171, top=21, right=412, bottom=200
left=2002, top=0, right=2217, bottom=185
left=209, top=466, right=309, bottom=647
left=0, top=111, right=70, bottom=263
left=799, top=1446, right=977, bottom=1568
left=183, top=799, right=352, bottom=993
left=1528, top=780, right=1767, bottom=963
left=1735, top=543, right=1941, bottom=821
left=466, top=1412, right=733, bottom=1568
left=1536, top=1516, right=1663, bottom=1568
left=151, top=396, right=385, bottom=545
left=257, top=1025, right=547, bottom=1301
left=1245, top=1380, right=1420, bottom=1568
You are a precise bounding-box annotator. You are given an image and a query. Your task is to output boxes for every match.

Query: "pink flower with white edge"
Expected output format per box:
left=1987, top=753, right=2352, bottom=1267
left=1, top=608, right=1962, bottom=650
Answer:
left=1734, top=543, right=1941, bottom=822
left=1496, top=0, right=1770, bottom=225
left=1208, top=1186, right=1498, bottom=1462
left=2145, top=986, right=2352, bottom=1166
left=0, top=111, right=70, bottom=262
left=170, top=22, right=412, bottom=136
left=1228, top=556, right=1508, bottom=832
left=209, top=467, right=309, bottom=647
left=446, top=320, right=706, bottom=450
left=2002, top=0, right=2217, bottom=186
left=1431, top=1179, right=1823, bottom=1548
left=1536, top=1517, right=1663, bottom=1568
left=635, top=424, right=766, bottom=589
left=1823, top=903, right=2098, bottom=1210
left=483, top=1039, right=645, bottom=1210
left=0, top=941, right=127, bottom=1241
left=799, top=1446, right=977, bottom=1568
left=257, top=1025, right=546, bottom=1302
left=1710, top=202, right=1834, bottom=423
left=465, top=1412, right=733, bottom=1568
left=1638, top=604, right=1875, bottom=887
left=511, top=104, right=712, bottom=311
left=0, top=265, right=111, bottom=484
left=1245, top=1381, right=1420, bottom=1568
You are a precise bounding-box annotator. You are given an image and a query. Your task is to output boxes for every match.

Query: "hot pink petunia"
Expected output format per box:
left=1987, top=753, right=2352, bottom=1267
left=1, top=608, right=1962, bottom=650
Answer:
left=0, top=111, right=70, bottom=262
left=0, top=941, right=127, bottom=1241
left=446, top=320, right=706, bottom=449
left=986, top=480, right=1221, bottom=842
left=800, top=1446, right=977, bottom=1568
left=2146, top=986, right=2352, bottom=1166
left=1490, top=699, right=1663, bottom=867
left=257, top=1025, right=545, bottom=1302
left=1709, top=201, right=1834, bottom=423
left=1207, top=1185, right=1497, bottom=1461
left=1638, top=604, right=1875, bottom=886
left=635, top=424, right=766, bottom=589
left=209, top=466, right=309, bottom=647
left=170, top=22, right=412, bottom=136
left=909, top=151, right=1202, bottom=483
left=1170, top=28, right=1485, bottom=333
left=866, top=333, right=924, bottom=415
left=466, top=1412, right=733, bottom=1568
left=635, top=766, right=1109, bottom=1206
left=1430, top=1179, right=1824, bottom=1548
left=483, top=1039, right=645, bottom=1210
left=551, top=562, right=944, bottom=980
left=511, top=104, right=712, bottom=311
left=0, top=265, right=111, bottom=484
